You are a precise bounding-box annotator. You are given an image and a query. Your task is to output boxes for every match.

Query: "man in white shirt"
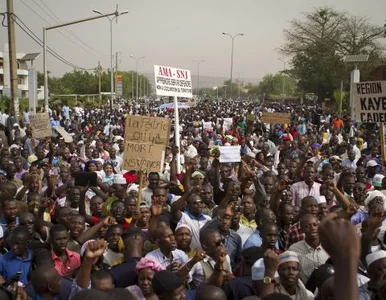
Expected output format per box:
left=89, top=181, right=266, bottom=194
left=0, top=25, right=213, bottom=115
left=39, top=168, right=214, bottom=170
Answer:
left=342, top=149, right=359, bottom=169
left=291, top=165, right=321, bottom=207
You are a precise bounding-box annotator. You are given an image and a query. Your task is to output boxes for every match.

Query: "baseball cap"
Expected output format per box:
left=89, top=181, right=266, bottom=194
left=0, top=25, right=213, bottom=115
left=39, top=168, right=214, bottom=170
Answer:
left=373, top=174, right=385, bottom=188
left=366, top=160, right=379, bottom=168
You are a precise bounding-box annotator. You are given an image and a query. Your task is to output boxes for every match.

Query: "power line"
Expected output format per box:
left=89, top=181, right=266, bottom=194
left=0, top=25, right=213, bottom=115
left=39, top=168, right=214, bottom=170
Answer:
left=34, top=0, right=109, bottom=58
left=13, top=14, right=95, bottom=70
left=19, top=0, right=108, bottom=60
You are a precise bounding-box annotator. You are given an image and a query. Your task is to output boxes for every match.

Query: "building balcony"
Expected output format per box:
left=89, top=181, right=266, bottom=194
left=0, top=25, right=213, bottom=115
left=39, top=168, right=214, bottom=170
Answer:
left=17, top=69, right=28, bottom=76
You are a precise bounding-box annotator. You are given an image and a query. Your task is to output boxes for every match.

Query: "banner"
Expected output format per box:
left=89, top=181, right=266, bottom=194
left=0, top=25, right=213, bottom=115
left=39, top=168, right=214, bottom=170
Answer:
left=54, top=126, right=73, bottom=143
left=353, top=81, right=386, bottom=123
left=219, top=146, right=241, bottom=163
left=154, top=65, right=192, bottom=98
left=123, top=115, right=171, bottom=172
left=260, top=112, right=290, bottom=124
left=203, top=121, right=213, bottom=130
left=30, top=112, right=51, bottom=139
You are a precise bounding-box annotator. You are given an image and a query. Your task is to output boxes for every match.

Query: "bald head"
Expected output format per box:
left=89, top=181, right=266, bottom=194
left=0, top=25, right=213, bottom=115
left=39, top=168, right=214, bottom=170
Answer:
left=31, top=266, right=61, bottom=293
left=195, top=285, right=226, bottom=300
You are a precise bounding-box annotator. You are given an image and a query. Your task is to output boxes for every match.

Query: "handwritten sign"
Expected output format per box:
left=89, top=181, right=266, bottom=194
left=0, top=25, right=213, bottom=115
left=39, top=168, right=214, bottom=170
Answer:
left=123, top=115, right=171, bottom=172
left=219, top=146, right=241, bottom=163
left=154, top=65, right=192, bottom=98
left=203, top=121, right=213, bottom=130
left=54, top=126, right=73, bottom=143
left=354, top=81, right=386, bottom=123
left=260, top=112, right=290, bottom=124
left=30, top=112, right=51, bottom=139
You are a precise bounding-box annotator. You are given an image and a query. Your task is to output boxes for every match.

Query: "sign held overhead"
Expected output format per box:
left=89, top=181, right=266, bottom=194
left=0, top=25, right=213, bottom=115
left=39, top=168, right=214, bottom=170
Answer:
left=354, top=81, right=386, bottom=123
left=260, top=112, right=290, bottom=124
left=30, top=112, right=51, bottom=139
left=154, top=65, right=192, bottom=98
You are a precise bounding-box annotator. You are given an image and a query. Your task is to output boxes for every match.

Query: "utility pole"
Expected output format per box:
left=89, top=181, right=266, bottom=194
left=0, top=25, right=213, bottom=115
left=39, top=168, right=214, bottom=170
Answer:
left=139, top=74, right=142, bottom=99
left=115, top=52, right=119, bottom=101
left=131, top=71, right=134, bottom=100
left=96, top=61, right=102, bottom=103
left=6, top=0, right=19, bottom=118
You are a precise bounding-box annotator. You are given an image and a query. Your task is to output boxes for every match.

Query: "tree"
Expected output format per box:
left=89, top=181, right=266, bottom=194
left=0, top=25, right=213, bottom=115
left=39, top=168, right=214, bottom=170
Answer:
left=281, top=7, right=386, bottom=101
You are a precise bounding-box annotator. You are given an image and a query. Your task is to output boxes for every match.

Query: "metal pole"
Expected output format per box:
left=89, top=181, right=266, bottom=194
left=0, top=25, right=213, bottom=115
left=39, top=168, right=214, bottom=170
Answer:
left=339, top=80, right=343, bottom=114
left=110, top=19, right=114, bottom=110
left=139, top=74, right=142, bottom=98
left=98, top=61, right=101, bottom=103
left=6, top=0, right=19, bottom=118
left=43, top=28, right=48, bottom=111
left=173, top=95, right=181, bottom=174
left=136, top=60, right=139, bottom=101
left=131, top=71, right=134, bottom=100
left=230, top=37, right=234, bottom=99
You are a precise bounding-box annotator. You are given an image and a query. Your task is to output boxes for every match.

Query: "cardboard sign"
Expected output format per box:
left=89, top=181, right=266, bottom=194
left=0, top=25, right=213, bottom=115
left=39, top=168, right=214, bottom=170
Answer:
left=30, top=112, right=51, bottom=139
left=203, top=121, right=213, bottom=130
left=354, top=81, right=386, bottom=123
left=154, top=65, right=193, bottom=98
left=54, top=126, right=73, bottom=143
left=223, top=118, right=233, bottom=132
left=123, top=115, right=171, bottom=172
left=219, top=146, right=241, bottom=163
left=260, top=112, right=290, bottom=124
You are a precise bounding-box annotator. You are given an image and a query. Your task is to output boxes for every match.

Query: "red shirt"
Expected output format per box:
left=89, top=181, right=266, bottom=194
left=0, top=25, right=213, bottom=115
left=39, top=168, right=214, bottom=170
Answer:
left=51, top=249, right=81, bottom=277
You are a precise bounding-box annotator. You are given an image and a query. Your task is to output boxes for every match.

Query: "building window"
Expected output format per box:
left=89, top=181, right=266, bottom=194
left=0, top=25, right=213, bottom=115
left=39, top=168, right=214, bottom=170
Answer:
left=0, top=74, right=3, bottom=85
left=0, top=58, right=3, bottom=68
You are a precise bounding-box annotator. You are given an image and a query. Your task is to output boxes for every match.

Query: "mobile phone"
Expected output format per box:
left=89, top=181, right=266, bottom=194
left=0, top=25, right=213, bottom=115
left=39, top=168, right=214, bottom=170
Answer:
left=72, top=172, right=97, bottom=186
left=14, top=271, right=22, bottom=282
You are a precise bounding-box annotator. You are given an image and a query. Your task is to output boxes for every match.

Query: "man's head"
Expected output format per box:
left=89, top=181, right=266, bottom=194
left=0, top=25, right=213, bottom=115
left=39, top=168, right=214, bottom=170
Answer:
left=278, top=202, right=294, bottom=226
left=278, top=251, right=301, bottom=289
left=353, top=182, right=367, bottom=206
left=19, top=212, right=36, bottom=235
left=151, top=187, right=167, bottom=206
left=105, top=224, right=123, bottom=252
left=175, top=224, right=192, bottom=252
left=300, top=214, right=320, bottom=243
left=300, top=196, right=319, bottom=215
left=31, top=266, right=61, bottom=296
left=343, top=175, right=356, bottom=195
left=152, top=270, right=185, bottom=300
left=111, top=200, right=126, bottom=222
left=194, top=285, right=226, bottom=300
left=91, top=270, right=114, bottom=292
left=303, top=166, right=316, bottom=184
left=356, top=166, right=366, bottom=183
left=366, top=250, right=386, bottom=283
left=124, top=196, right=137, bottom=218
left=3, top=198, right=18, bottom=223
left=148, top=172, right=160, bottom=190
left=186, top=194, right=203, bottom=218
left=154, top=226, right=176, bottom=254
left=54, top=207, right=73, bottom=229
left=10, top=226, right=30, bottom=257
left=217, top=205, right=234, bottom=235
left=50, top=224, right=69, bottom=255
left=260, top=223, right=279, bottom=250
left=200, top=184, right=213, bottom=205
left=69, top=214, right=86, bottom=239
left=254, top=208, right=276, bottom=229
left=68, top=187, right=81, bottom=208
left=90, top=196, right=104, bottom=216
left=200, top=228, right=223, bottom=260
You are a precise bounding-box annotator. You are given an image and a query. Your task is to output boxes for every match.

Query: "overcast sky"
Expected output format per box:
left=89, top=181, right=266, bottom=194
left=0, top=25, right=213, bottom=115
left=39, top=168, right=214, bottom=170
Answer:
left=0, top=0, right=385, bottom=81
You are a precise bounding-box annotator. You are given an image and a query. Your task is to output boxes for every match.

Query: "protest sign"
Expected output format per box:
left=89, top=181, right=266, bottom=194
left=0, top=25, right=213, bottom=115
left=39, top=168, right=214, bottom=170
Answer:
left=54, top=126, right=73, bottom=143
left=219, top=146, right=241, bottom=163
left=223, top=118, right=233, bottom=131
left=353, top=81, right=386, bottom=123
left=123, top=115, right=171, bottom=172
left=29, top=112, right=51, bottom=139
left=203, top=121, right=213, bottom=130
left=154, top=65, right=192, bottom=98
left=260, top=112, right=290, bottom=124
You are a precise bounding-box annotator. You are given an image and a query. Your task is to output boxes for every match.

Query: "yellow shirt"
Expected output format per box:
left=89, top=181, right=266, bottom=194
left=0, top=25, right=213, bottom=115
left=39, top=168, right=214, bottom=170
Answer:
left=240, top=214, right=257, bottom=231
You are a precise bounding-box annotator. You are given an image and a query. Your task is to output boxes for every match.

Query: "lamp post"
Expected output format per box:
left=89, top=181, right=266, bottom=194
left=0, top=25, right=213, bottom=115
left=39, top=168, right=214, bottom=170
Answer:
left=93, top=7, right=129, bottom=110
left=278, top=58, right=287, bottom=100
left=130, top=55, right=145, bottom=101
left=193, top=59, right=204, bottom=98
left=222, top=32, right=244, bottom=99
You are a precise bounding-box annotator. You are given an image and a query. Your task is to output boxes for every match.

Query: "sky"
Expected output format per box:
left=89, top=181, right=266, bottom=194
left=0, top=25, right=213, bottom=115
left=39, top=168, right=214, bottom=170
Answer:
left=0, top=0, right=385, bottom=82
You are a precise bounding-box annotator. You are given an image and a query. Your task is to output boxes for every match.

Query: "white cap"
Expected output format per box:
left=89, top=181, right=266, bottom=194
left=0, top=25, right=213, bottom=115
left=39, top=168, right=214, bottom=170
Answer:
left=372, top=174, right=385, bottom=188
left=0, top=226, right=3, bottom=239
left=366, top=250, right=386, bottom=267
left=279, top=251, right=300, bottom=265
left=366, top=160, right=379, bottom=168
left=317, top=195, right=327, bottom=204
left=251, top=258, right=279, bottom=280
left=113, top=174, right=127, bottom=185
left=364, top=190, right=386, bottom=209
left=246, top=152, right=256, bottom=158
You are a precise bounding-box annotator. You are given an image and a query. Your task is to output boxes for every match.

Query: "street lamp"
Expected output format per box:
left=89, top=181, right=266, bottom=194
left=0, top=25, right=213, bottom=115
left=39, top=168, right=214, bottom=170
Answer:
left=193, top=59, right=204, bottom=98
left=222, top=32, right=244, bottom=99
left=93, top=7, right=128, bottom=110
left=130, top=55, right=145, bottom=101
left=278, top=58, right=287, bottom=100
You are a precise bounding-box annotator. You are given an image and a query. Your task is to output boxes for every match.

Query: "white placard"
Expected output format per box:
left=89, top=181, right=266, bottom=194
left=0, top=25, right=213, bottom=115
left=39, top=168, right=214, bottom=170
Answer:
left=223, top=118, right=233, bottom=132
left=203, top=121, right=213, bottom=130
left=219, top=146, right=241, bottom=163
left=154, top=65, right=192, bottom=98
left=353, top=81, right=386, bottom=123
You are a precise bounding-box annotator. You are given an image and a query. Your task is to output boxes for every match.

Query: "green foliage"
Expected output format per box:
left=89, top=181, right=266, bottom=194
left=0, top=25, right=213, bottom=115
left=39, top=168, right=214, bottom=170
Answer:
left=281, top=7, right=386, bottom=101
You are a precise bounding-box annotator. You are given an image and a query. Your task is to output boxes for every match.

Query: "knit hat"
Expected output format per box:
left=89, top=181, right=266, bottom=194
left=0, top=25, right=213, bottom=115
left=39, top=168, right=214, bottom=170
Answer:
left=279, top=251, right=300, bottom=265
left=364, top=191, right=386, bottom=210
left=152, top=270, right=184, bottom=295
left=366, top=250, right=386, bottom=267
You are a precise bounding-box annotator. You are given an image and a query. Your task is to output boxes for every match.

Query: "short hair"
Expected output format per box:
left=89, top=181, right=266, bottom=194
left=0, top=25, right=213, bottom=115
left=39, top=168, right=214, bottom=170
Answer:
left=12, top=225, right=29, bottom=239
left=121, top=227, right=143, bottom=241
left=91, top=270, right=113, bottom=288
left=49, top=224, right=68, bottom=238
left=148, top=172, right=159, bottom=179
left=199, top=227, right=219, bottom=246
left=111, top=200, right=125, bottom=208
left=254, top=208, right=272, bottom=224
left=106, top=224, right=122, bottom=235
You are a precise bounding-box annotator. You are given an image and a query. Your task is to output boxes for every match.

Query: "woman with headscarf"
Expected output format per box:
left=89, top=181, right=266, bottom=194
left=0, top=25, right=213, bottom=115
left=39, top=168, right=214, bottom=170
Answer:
left=126, top=257, right=165, bottom=300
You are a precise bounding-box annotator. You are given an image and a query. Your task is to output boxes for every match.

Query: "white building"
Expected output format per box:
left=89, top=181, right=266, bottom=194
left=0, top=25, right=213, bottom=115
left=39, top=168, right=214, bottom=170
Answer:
left=0, top=43, right=43, bottom=99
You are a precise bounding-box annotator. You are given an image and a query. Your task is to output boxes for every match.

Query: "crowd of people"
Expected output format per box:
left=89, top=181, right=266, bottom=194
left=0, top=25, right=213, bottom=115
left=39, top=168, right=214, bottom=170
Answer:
left=0, top=99, right=384, bottom=300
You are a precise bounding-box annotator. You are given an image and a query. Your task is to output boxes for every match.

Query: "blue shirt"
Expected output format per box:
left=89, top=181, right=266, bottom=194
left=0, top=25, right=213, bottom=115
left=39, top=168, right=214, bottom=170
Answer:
left=0, top=249, right=32, bottom=284
left=243, top=229, right=279, bottom=250
left=0, top=216, right=19, bottom=233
